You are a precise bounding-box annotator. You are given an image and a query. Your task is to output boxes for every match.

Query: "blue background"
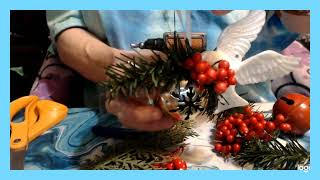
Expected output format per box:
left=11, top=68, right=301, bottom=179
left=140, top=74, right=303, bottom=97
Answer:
left=0, top=0, right=318, bottom=179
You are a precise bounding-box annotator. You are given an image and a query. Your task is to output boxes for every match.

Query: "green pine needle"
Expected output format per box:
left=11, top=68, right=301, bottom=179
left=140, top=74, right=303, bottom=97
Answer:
left=101, top=34, right=193, bottom=100
left=233, top=138, right=310, bottom=170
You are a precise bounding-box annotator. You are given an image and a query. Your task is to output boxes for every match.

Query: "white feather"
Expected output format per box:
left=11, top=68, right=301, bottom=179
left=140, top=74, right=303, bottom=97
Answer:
left=236, top=50, right=300, bottom=85
left=217, top=10, right=266, bottom=61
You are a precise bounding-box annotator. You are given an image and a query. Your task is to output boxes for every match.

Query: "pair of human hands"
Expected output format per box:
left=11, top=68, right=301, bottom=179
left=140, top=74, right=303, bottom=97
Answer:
left=105, top=49, right=219, bottom=131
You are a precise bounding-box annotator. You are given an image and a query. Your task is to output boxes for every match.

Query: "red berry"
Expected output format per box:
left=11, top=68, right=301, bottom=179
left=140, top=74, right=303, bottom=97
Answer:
left=266, top=121, right=276, bottom=132
left=250, top=117, right=258, bottom=125
left=233, top=143, right=241, bottom=154
left=183, top=58, right=195, bottom=70
left=217, top=68, right=228, bottom=81
left=214, top=143, right=223, bottom=152
left=223, top=129, right=231, bottom=136
left=223, top=119, right=230, bottom=124
left=239, top=122, right=247, bottom=128
left=222, top=145, right=232, bottom=155
left=226, top=123, right=233, bottom=130
left=246, top=111, right=254, bottom=117
left=246, top=130, right=256, bottom=140
left=229, top=118, right=236, bottom=125
left=225, top=145, right=232, bottom=153
left=279, top=123, right=292, bottom=133
left=262, top=120, right=267, bottom=126
left=195, top=61, right=210, bottom=74
left=192, top=52, right=202, bottom=63
left=240, top=126, right=249, bottom=135
left=235, top=118, right=243, bottom=126
left=255, top=122, right=264, bottom=131
left=244, top=119, right=250, bottom=126
left=221, top=146, right=228, bottom=154
left=244, top=106, right=252, bottom=115
left=238, top=113, right=244, bottom=120
left=220, top=125, right=228, bottom=132
left=218, top=60, right=230, bottom=69
left=256, top=113, right=265, bottom=121
left=166, top=162, right=174, bottom=170
left=205, top=68, right=217, bottom=83
left=228, top=76, right=237, bottom=85
left=233, top=113, right=239, bottom=118
left=226, top=135, right=235, bottom=143
left=215, top=130, right=224, bottom=139
left=214, top=82, right=228, bottom=94
left=197, top=73, right=208, bottom=85
left=230, top=128, right=238, bottom=136
left=229, top=116, right=235, bottom=124
left=275, top=114, right=286, bottom=124
left=227, top=69, right=235, bottom=77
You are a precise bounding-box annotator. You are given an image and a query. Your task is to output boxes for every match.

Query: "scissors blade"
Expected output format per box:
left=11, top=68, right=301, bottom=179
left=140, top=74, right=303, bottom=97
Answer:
left=10, top=149, right=26, bottom=170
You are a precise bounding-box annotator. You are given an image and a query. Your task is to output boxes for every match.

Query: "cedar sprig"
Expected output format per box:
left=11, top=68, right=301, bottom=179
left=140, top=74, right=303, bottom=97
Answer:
left=92, top=148, right=171, bottom=170
left=233, top=138, right=310, bottom=170
left=82, top=118, right=198, bottom=170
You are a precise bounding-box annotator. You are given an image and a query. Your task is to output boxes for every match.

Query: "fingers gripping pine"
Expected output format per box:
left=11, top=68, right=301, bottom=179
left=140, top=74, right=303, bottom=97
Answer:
left=106, top=95, right=175, bottom=131
left=104, top=49, right=174, bottom=131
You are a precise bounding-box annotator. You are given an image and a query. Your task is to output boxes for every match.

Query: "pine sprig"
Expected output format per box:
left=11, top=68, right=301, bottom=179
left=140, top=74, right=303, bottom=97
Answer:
left=102, top=34, right=193, bottom=100
left=233, top=138, right=310, bottom=170
left=202, top=85, right=219, bottom=120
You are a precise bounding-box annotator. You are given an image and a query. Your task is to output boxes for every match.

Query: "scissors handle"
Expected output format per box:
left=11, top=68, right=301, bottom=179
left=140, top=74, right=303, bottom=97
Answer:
left=10, top=96, right=38, bottom=151
left=28, top=100, right=68, bottom=142
left=10, top=96, right=68, bottom=151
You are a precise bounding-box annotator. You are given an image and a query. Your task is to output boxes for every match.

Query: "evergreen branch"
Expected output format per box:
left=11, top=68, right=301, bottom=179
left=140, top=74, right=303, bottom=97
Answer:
left=202, top=85, right=219, bottom=120
left=233, top=138, right=310, bottom=170
left=102, top=34, right=193, bottom=100
left=82, top=119, right=198, bottom=170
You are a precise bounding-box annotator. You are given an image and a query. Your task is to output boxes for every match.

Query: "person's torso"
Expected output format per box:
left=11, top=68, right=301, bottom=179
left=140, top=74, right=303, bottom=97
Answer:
left=82, top=10, right=249, bottom=50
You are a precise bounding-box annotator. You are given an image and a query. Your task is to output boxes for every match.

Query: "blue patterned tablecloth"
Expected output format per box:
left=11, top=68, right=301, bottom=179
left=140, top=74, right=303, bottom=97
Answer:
left=23, top=106, right=309, bottom=170
left=24, top=108, right=121, bottom=169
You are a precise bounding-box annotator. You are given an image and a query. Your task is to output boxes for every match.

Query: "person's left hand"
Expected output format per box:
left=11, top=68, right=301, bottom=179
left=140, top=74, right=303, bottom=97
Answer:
left=106, top=92, right=176, bottom=132
left=105, top=50, right=175, bottom=132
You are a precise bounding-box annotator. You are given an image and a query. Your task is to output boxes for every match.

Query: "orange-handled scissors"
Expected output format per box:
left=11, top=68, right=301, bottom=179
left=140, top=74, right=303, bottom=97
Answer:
left=10, top=96, right=68, bottom=170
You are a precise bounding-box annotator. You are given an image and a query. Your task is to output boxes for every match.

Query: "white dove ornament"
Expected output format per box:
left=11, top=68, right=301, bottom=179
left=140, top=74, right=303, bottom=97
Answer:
left=202, top=10, right=300, bottom=114
left=181, top=10, right=300, bottom=165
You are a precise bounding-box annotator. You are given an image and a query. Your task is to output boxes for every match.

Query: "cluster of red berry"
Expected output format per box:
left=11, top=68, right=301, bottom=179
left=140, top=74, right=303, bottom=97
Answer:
left=164, top=157, right=187, bottom=170
left=152, top=147, right=187, bottom=170
left=213, top=106, right=290, bottom=156
left=272, top=114, right=292, bottom=133
left=153, top=157, right=187, bottom=170
left=183, top=52, right=236, bottom=94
